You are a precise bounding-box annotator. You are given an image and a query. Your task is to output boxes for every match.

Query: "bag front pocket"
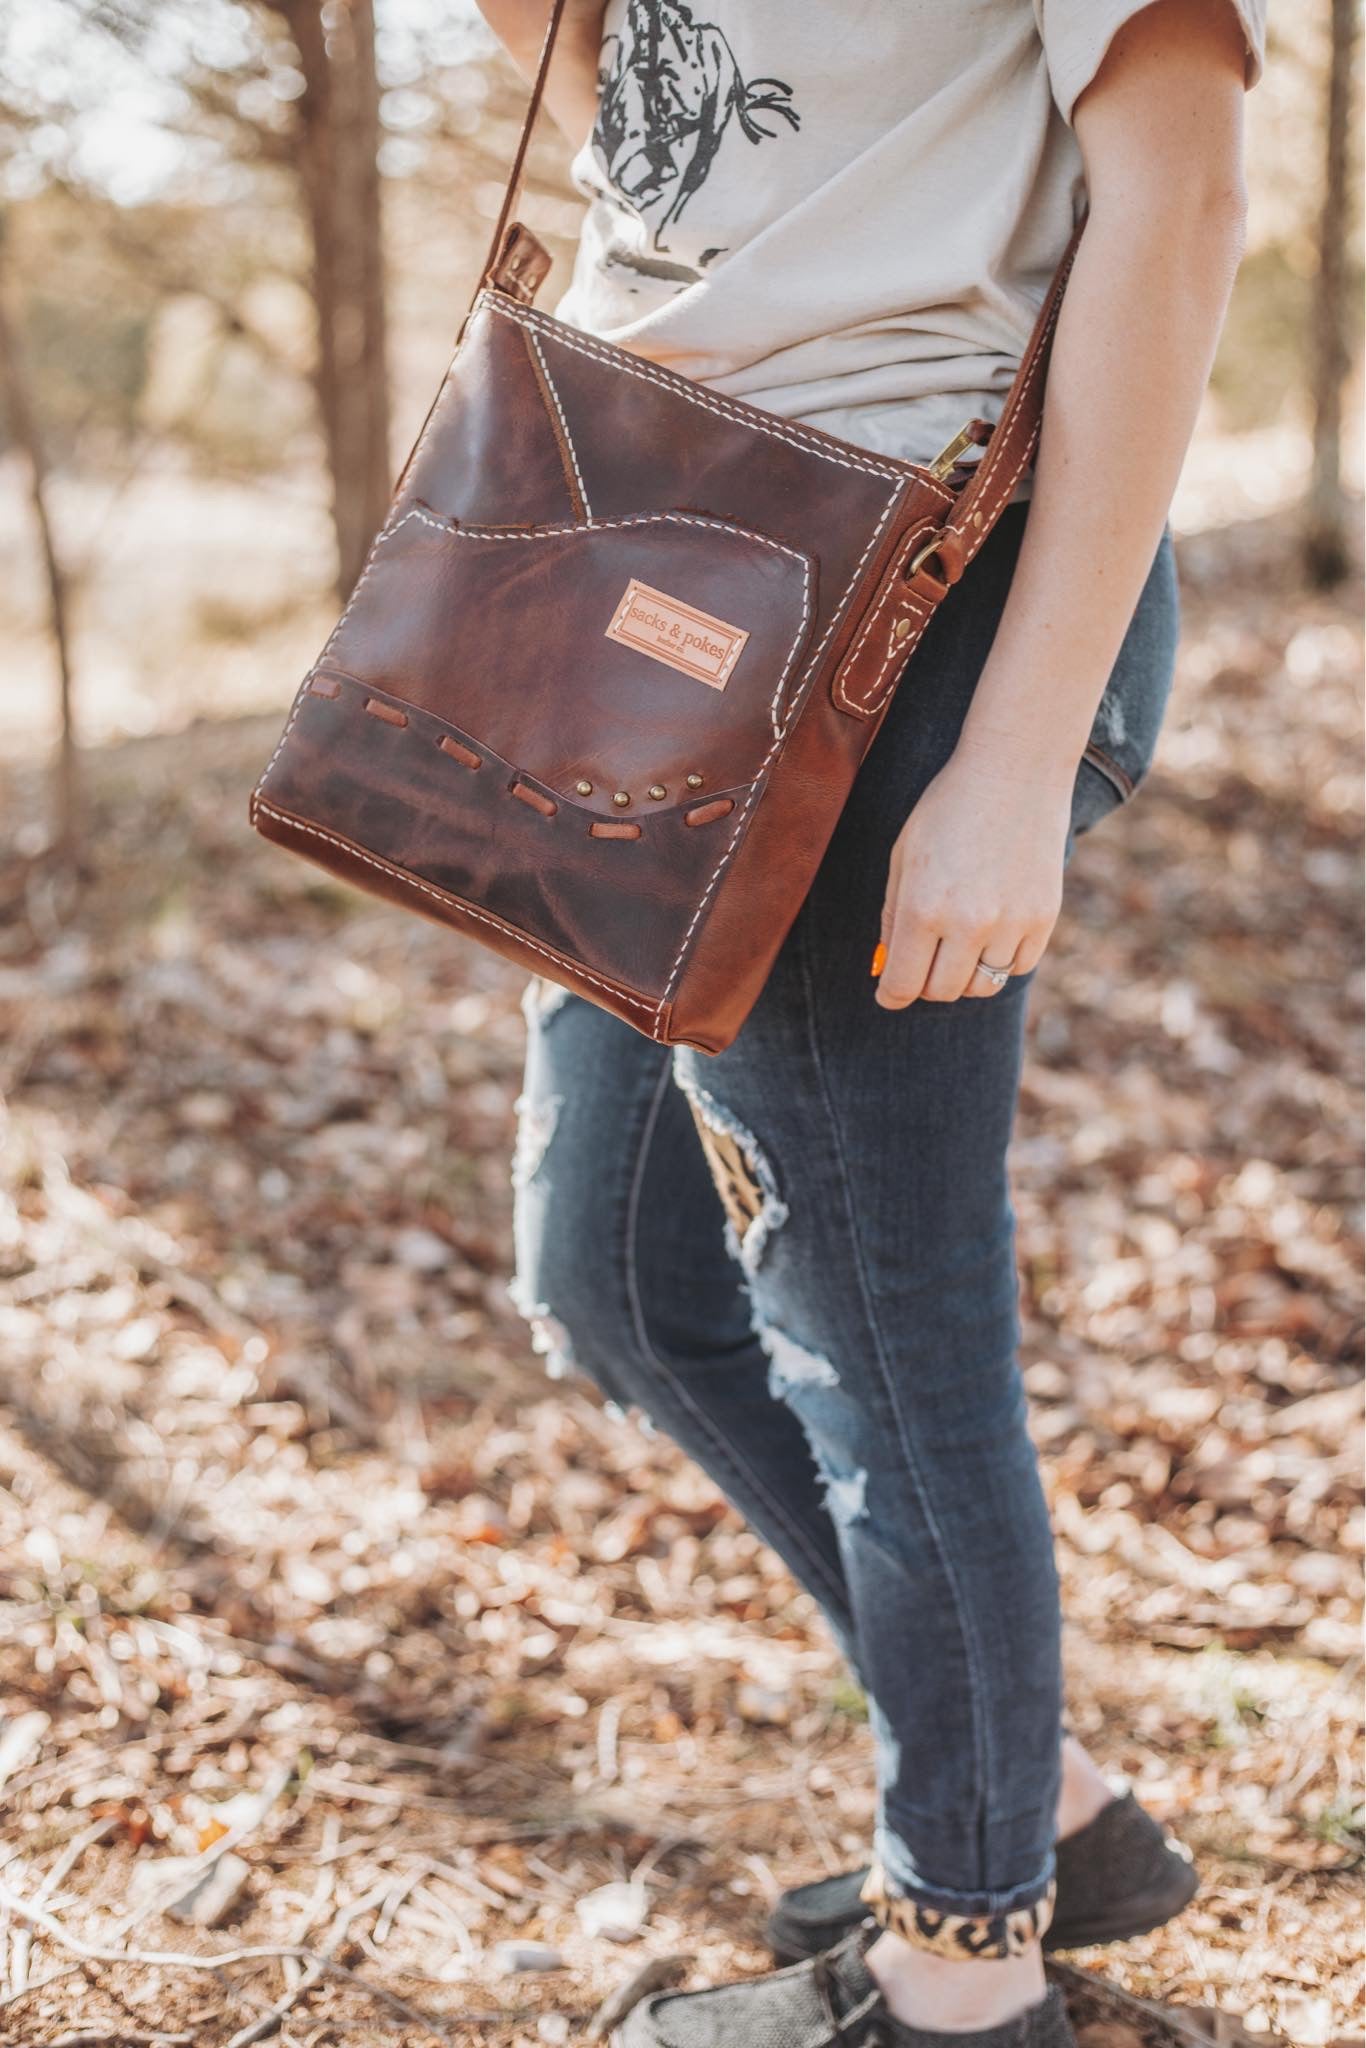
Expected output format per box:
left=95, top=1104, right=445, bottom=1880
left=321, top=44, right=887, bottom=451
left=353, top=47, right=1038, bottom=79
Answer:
left=256, top=670, right=763, bottom=1008
left=315, top=504, right=818, bottom=819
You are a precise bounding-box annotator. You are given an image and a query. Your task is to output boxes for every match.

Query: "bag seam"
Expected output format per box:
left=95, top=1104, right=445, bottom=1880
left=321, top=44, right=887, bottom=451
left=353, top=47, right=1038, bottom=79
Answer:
left=485, top=293, right=957, bottom=496
left=252, top=799, right=657, bottom=1014
left=650, top=482, right=906, bottom=1035
left=523, top=325, right=594, bottom=520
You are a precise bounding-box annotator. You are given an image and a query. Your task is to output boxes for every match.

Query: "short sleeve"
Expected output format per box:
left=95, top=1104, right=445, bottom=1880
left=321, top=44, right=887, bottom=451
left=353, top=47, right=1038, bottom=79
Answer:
left=1033, top=0, right=1266, bottom=127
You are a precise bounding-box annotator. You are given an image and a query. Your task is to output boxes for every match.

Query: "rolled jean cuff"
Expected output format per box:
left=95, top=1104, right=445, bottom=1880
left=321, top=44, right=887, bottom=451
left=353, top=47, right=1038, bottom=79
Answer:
left=861, top=1839, right=1055, bottom=1961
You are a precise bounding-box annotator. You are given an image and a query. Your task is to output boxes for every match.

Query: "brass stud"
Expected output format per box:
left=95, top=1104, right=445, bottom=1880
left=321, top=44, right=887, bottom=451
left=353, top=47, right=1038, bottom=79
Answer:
left=648, top=784, right=667, bottom=801
left=575, top=779, right=593, bottom=796
left=612, top=790, right=631, bottom=808
left=685, top=773, right=704, bottom=790
left=893, top=617, right=912, bottom=642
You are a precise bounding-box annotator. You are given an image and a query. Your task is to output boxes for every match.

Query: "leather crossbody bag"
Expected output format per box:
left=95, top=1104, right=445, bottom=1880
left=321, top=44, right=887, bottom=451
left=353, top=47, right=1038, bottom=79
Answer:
left=251, top=0, right=1085, bottom=1053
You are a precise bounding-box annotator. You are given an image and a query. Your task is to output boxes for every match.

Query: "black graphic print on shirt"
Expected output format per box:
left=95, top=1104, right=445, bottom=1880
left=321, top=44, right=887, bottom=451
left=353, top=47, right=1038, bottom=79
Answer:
left=592, top=0, right=800, bottom=266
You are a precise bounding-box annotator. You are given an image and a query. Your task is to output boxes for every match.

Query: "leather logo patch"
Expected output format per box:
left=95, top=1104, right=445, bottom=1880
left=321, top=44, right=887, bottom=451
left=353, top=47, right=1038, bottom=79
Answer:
left=605, top=579, right=749, bottom=690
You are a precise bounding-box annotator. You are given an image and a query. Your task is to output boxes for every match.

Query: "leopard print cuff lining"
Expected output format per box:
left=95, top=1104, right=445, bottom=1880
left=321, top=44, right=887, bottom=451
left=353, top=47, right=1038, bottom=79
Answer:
left=859, top=1862, right=1056, bottom=1960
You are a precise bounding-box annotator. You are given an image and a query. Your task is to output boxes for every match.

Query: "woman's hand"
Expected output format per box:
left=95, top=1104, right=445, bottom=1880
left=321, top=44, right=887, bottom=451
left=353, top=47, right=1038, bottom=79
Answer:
left=873, top=741, right=1074, bottom=1008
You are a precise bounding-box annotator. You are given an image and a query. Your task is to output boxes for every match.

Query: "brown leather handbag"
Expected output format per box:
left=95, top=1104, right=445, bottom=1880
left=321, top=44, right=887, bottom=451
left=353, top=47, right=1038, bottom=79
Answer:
left=251, top=0, right=1084, bottom=1053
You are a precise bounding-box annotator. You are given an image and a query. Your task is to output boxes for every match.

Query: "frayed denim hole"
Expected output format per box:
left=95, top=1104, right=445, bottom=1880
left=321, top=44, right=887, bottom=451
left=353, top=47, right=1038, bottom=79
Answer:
left=511, top=1089, right=561, bottom=1191
left=670, top=1059, right=789, bottom=1276
left=1090, top=680, right=1128, bottom=751
left=760, top=1323, right=839, bottom=1393
left=823, top=1466, right=869, bottom=1527
left=520, top=974, right=572, bottom=1028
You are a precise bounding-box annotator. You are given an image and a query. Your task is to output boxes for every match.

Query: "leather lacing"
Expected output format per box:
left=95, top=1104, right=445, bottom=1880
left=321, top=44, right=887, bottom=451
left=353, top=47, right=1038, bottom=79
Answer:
left=307, top=673, right=736, bottom=833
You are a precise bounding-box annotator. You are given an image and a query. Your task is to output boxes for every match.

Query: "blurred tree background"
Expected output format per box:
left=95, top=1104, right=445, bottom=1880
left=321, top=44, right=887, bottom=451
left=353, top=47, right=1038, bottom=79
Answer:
left=1, top=0, right=591, bottom=797
left=0, top=7, right=1362, bottom=2046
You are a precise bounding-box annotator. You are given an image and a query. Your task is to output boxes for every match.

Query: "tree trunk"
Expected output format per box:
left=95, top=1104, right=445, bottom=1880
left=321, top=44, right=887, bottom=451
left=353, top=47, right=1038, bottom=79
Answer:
left=1303, top=0, right=1358, bottom=588
left=275, top=0, right=391, bottom=600
left=0, top=229, right=79, bottom=859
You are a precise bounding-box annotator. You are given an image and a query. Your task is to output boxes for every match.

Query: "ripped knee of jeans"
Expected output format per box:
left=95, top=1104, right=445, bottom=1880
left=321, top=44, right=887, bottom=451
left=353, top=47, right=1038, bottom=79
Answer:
left=756, top=1322, right=869, bottom=1529
left=671, top=1060, right=788, bottom=1276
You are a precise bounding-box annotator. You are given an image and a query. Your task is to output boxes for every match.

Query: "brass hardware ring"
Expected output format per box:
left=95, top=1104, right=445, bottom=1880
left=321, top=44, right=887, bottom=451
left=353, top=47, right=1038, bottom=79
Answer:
left=907, top=534, right=949, bottom=581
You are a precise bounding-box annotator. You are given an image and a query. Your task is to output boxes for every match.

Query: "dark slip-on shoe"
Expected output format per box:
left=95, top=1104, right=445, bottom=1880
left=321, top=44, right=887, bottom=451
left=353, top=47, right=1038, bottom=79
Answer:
left=765, top=1792, right=1199, bottom=1967
left=613, top=1928, right=1076, bottom=2048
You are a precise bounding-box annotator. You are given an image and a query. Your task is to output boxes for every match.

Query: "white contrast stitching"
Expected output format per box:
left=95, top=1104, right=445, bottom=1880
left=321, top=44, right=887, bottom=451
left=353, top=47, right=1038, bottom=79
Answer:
left=832, top=547, right=935, bottom=714
left=838, top=590, right=931, bottom=715
left=483, top=294, right=953, bottom=492
left=525, top=327, right=594, bottom=521
left=836, top=573, right=933, bottom=712
left=253, top=800, right=656, bottom=1014
left=252, top=681, right=313, bottom=818
left=858, top=607, right=936, bottom=716
left=391, top=502, right=811, bottom=558
left=651, top=485, right=903, bottom=1036
left=765, top=556, right=812, bottom=736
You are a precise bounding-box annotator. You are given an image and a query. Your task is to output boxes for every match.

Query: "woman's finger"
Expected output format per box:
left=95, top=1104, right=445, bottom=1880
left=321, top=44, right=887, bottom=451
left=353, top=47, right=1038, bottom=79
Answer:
left=1006, top=923, right=1053, bottom=979
left=878, top=841, right=904, bottom=956
left=875, top=911, right=939, bottom=1009
left=922, top=928, right=989, bottom=1003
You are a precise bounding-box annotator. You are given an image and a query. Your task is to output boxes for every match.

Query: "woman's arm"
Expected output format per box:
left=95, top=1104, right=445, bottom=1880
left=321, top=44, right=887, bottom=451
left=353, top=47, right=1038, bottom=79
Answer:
left=474, top=0, right=607, bottom=145
left=875, top=0, right=1252, bottom=1009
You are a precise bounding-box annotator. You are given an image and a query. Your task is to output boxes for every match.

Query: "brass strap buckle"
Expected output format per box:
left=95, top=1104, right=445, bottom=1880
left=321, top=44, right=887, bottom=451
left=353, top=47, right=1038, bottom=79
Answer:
left=926, top=421, right=980, bottom=480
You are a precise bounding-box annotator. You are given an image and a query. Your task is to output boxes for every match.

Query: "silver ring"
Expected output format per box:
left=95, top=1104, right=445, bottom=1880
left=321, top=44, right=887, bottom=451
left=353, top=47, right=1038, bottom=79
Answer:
left=973, top=958, right=1012, bottom=989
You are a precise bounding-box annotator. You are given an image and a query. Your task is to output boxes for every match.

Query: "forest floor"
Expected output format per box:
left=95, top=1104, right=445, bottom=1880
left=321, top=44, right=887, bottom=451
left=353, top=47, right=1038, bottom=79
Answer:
left=0, top=505, right=1361, bottom=2048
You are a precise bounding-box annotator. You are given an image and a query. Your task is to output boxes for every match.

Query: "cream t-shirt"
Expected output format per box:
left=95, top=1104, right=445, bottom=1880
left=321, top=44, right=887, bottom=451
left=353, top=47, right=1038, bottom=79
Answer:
left=556, top=1, right=1266, bottom=482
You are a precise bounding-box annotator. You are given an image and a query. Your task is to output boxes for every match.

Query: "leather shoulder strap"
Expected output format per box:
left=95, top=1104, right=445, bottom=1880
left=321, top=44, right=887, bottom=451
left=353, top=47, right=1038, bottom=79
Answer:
left=827, top=209, right=1088, bottom=719
left=923, top=210, right=1088, bottom=585
left=479, top=0, right=568, bottom=294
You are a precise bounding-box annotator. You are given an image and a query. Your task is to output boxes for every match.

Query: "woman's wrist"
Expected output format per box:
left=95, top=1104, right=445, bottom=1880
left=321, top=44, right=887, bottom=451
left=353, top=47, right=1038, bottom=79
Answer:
left=952, top=707, right=1083, bottom=799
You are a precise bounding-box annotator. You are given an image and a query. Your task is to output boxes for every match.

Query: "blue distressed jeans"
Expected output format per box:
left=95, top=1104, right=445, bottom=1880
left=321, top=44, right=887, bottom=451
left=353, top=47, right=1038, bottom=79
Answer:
left=511, top=502, right=1180, bottom=1957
